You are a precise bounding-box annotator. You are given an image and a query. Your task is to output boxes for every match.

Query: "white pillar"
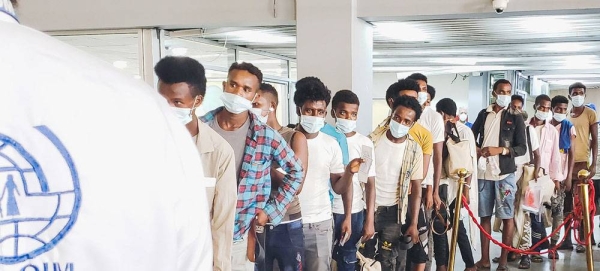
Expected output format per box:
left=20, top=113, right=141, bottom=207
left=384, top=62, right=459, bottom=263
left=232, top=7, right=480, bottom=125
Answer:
left=296, top=0, right=374, bottom=135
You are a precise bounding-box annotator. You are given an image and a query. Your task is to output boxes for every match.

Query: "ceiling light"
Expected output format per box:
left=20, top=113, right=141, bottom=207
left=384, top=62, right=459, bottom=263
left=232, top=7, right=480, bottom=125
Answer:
left=375, top=22, right=431, bottom=42
left=539, top=43, right=589, bottom=52
left=547, top=80, right=600, bottom=86
left=431, top=58, right=478, bottom=65
left=520, top=16, right=571, bottom=33
left=113, top=61, right=128, bottom=69
left=537, top=74, right=600, bottom=79
left=227, top=30, right=295, bottom=44
left=171, top=47, right=188, bottom=56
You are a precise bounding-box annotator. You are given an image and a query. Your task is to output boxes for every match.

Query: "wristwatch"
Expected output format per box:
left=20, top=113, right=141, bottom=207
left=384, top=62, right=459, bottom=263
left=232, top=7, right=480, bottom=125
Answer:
left=464, top=184, right=471, bottom=189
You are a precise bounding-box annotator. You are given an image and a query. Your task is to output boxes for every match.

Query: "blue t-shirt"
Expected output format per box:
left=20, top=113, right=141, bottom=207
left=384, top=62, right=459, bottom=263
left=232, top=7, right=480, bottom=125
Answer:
left=320, top=123, right=349, bottom=203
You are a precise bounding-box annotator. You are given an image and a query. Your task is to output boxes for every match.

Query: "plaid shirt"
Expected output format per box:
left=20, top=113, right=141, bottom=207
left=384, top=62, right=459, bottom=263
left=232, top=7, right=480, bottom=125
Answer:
left=201, top=107, right=304, bottom=240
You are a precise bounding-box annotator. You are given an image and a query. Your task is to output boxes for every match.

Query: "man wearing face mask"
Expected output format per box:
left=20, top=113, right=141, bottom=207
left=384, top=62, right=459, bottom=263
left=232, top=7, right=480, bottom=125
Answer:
left=458, top=107, right=473, bottom=128
left=549, top=95, right=576, bottom=256
left=250, top=83, right=309, bottom=271
left=201, top=62, right=304, bottom=270
left=330, top=90, right=377, bottom=271
left=293, top=77, right=362, bottom=271
left=566, top=82, right=598, bottom=253
left=370, top=96, right=426, bottom=271
left=471, top=79, right=527, bottom=271
left=155, top=56, right=237, bottom=271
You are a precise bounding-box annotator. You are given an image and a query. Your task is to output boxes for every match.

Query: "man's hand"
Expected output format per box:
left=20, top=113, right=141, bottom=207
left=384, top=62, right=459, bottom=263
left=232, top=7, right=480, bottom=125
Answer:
left=481, top=147, right=503, bottom=157
left=554, top=180, right=561, bottom=193
left=433, top=193, right=442, bottom=210
left=589, top=163, right=597, bottom=179
left=361, top=220, right=375, bottom=242
left=405, top=224, right=419, bottom=244
left=476, top=147, right=482, bottom=159
left=565, top=176, right=572, bottom=192
left=462, top=187, right=470, bottom=205
left=341, top=217, right=352, bottom=245
left=255, top=209, right=268, bottom=226
left=346, top=158, right=364, bottom=174
left=425, top=189, right=433, bottom=210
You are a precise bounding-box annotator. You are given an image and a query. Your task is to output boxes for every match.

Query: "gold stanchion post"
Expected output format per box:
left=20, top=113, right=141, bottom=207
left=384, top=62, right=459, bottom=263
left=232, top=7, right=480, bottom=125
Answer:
left=578, top=169, right=594, bottom=271
left=448, top=168, right=468, bottom=271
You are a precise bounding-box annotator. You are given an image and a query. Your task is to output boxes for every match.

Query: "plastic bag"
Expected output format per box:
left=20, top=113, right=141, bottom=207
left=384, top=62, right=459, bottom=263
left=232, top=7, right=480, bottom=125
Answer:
left=521, top=183, right=542, bottom=214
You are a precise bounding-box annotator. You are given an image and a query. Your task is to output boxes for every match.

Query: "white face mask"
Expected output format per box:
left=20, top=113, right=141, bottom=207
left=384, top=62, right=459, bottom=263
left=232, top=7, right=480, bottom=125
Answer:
left=300, top=115, right=325, bottom=134
left=571, top=95, right=585, bottom=107
left=249, top=108, right=270, bottom=123
left=336, top=118, right=357, bottom=134
left=535, top=111, right=550, bottom=121
left=495, top=94, right=511, bottom=108
left=171, top=106, right=194, bottom=125
left=389, top=120, right=410, bottom=139
left=417, top=92, right=428, bottom=106
left=459, top=113, right=467, bottom=122
left=220, top=92, right=253, bottom=114
left=553, top=112, right=567, bottom=122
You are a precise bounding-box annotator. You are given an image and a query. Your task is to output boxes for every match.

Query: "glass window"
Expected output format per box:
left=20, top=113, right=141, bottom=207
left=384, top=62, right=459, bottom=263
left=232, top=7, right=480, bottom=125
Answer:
left=290, top=61, right=297, bottom=81
left=163, top=37, right=231, bottom=69
left=237, top=51, right=289, bottom=78
left=54, top=33, right=141, bottom=78
left=196, top=70, right=227, bottom=117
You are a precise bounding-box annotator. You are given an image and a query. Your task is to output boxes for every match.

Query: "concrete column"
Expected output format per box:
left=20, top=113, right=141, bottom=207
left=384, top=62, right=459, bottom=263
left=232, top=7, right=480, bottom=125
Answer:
left=296, top=0, right=374, bottom=135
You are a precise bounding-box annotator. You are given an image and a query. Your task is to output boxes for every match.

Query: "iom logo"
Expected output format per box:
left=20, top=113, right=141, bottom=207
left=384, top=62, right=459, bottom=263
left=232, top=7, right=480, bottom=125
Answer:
left=0, top=126, right=81, bottom=265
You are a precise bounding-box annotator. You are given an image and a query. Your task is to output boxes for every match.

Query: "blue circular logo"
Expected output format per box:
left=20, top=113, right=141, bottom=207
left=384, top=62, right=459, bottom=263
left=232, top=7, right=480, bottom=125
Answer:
left=0, top=126, right=81, bottom=265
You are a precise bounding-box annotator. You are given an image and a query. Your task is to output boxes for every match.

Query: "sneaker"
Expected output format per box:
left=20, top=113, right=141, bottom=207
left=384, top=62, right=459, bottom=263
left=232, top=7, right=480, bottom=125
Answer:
left=548, top=251, right=559, bottom=260
left=576, top=244, right=586, bottom=253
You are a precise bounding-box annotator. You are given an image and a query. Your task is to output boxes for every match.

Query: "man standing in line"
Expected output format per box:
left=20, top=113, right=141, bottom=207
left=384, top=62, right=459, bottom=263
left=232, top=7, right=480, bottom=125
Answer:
left=548, top=95, right=576, bottom=259
left=330, top=90, right=377, bottom=271
left=250, top=83, right=309, bottom=271
left=201, top=62, right=304, bottom=270
left=293, top=76, right=361, bottom=271
left=458, top=107, right=473, bottom=128
left=565, top=82, right=598, bottom=253
left=371, top=96, right=426, bottom=271
left=471, top=79, right=527, bottom=271
left=155, top=56, right=237, bottom=271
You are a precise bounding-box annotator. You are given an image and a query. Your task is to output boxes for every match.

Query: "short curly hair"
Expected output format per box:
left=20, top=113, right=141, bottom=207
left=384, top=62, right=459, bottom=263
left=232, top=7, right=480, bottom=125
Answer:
left=385, top=79, right=420, bottom=102
left=332, top=89, right=360, bottom=110
left=294, top=77, right=331, bottom=107
left=392, top=96, right=423, bottom=122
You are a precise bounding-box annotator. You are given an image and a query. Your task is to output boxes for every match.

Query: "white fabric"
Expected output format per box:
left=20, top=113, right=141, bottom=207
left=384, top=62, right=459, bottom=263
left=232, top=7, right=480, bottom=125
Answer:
left=332, top=133, right=376, bottom=214
left=514, top=125, right=540, bottom=166
left=299, top=132, right=344, bottom=224
left=477, top=107, right=508, bottom=181
left=0, top=22, right=212, bottom=270
left=417, top=106, right=445, bottom=186
left=374, top=136, right=407, bottom=207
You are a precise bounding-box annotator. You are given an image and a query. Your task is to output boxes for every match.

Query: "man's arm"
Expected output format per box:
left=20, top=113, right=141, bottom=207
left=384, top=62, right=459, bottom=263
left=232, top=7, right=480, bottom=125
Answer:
left=331, top=159, right=361, bottom=194
left=567, top=134, right=576, bottom=191
left=509, top=114, right=528, bottom=157
left=212, top=148, right=237, bottom=271
left=432, top=142, right=443, bottom=209
left=340, top=185, right=353, bottom=242
left=422, top=154, right=432, bottom=209
left=271, top=132, right=309, bottom=194
left=362, top=177, right=376, bottom=241
left=471, top=110, right=484, bottom=155
left=589, top=123, right=598, bottom=177
left=264, top=134, right=304, bottom=225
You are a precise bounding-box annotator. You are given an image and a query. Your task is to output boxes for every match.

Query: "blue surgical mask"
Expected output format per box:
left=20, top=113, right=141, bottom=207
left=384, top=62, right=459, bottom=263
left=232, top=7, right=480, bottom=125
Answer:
left=336, top=118, right=357, bottom=134
left=389, top=120, right=410, bottom=139
left=300, top=115, right=325, bottom=134
left=495, top=95, right=511, bottom=108
left=220, top=92, right=253, bottom=114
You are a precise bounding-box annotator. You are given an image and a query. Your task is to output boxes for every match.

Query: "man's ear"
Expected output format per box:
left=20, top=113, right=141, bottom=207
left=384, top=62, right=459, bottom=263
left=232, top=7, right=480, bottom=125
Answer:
left=387, top=98, right=394, bottom=109
left=296, top=106, right=301, bottom=116
left=194, top=95, right=204, bottom=108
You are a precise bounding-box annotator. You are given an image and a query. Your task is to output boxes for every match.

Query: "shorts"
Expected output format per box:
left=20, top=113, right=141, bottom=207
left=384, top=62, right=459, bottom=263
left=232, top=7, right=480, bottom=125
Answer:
left=478, top=173, right=517, bottom=219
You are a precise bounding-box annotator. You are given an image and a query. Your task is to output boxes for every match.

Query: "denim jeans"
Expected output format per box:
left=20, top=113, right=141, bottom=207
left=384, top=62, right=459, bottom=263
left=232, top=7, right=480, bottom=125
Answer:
left=256, top=220, right=304, bottom=271
left=333, top=211, right=364, bottom=271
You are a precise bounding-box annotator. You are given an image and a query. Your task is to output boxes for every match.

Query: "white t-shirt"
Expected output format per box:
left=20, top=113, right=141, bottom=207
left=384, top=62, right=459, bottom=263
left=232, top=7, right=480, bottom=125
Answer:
left=332, top=133, right=376, bottom=214
left=515, top=125, right=540, bottom=166
left=417, top=106, right=445, bottom=186
left=375, top=136, right=423, bottom=207
left=0, top=17, right=212, bottom=271
left=298, top=132, right=345, bottom=224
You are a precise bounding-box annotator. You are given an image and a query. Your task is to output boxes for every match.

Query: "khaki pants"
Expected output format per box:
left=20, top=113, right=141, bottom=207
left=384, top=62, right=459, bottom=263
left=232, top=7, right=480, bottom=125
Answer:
left=232, top=235, right=254, bottom=271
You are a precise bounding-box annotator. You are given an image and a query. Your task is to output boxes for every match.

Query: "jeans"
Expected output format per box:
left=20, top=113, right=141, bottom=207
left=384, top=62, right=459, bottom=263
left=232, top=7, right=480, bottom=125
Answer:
left=333, top=211, right=364, bottom=271
left=432, top=185, right=449, bottom=268
left=256, top=220, right=304, bottom=271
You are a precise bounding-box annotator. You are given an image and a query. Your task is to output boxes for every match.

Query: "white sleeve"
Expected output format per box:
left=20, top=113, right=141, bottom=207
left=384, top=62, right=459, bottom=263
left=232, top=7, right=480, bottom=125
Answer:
left=367, top=140, right=377, bottom=178
left=331, top=140, right=345, bottom=174
left=431, top=110, right=446, bottom=144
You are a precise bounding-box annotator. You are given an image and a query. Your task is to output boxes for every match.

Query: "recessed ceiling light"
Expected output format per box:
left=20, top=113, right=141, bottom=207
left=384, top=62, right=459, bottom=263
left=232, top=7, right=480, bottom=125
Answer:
left=375, top=22, right=431, bottom=42
left=520, top=16, right=571, bottom=33
left=171, top=47, right=188, bottom=56
left=539, top=43, right=589, bottom=52
left=227, top=30, right=295, bottom=44
left=113, top=61, right=128, bottom=69
left=536, top=74, right=600, bottom=79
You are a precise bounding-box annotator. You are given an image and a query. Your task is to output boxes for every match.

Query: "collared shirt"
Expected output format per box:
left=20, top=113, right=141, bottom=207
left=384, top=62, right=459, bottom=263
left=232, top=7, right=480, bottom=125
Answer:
left=477, top=105, right=507, bottom=181
left=193, top=120, right=237, bottom=271
left=554, top=123, right=577, bottom=181
left=201, top=107, right=303, bottom=240
left=530, top=120, right=562, bottom=181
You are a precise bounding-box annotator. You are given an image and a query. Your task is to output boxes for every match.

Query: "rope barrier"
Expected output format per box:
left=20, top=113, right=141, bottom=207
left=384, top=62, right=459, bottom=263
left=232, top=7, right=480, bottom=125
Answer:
left=459, top=179, right=596, bottom=259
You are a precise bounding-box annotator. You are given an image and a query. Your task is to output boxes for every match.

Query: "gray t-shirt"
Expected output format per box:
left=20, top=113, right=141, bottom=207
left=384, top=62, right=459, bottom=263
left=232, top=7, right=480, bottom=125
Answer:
left=209, top=117, right=250, bottom=182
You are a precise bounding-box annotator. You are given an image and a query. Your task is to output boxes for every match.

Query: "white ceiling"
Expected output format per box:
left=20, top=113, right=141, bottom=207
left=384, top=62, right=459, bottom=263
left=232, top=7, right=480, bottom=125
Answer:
left=199, top=13, right=600, bottom=88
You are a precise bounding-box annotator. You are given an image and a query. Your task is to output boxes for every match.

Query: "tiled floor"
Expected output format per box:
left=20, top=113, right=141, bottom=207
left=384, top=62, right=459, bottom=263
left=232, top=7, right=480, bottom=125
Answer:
left=442, top=216, right=600, bottom=271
